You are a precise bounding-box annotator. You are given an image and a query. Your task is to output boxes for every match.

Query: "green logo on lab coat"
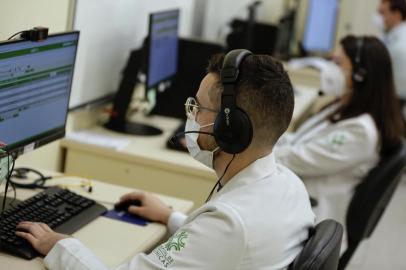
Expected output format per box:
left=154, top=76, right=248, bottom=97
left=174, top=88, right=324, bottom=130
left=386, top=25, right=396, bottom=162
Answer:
left=152, top=231, right=189, bottom=267
left=165, top=231, right=188, bottom=251
left=330, top=133, right=346, bottom=148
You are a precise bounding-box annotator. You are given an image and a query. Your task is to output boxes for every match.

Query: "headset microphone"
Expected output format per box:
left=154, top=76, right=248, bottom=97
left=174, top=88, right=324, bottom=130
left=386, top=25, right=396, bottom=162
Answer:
left=170, top=131, right=215, bottom=146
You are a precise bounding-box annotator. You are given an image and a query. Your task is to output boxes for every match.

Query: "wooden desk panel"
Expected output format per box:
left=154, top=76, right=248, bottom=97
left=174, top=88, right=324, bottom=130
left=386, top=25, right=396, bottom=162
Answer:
left=64, top=147, right=216, bottom=207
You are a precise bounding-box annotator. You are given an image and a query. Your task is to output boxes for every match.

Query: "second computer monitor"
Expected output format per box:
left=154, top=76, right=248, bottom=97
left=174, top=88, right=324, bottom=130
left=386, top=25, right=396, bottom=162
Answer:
left=147, top=9, right=180, bottom=90
left=302, top=0, right=339, bottom=54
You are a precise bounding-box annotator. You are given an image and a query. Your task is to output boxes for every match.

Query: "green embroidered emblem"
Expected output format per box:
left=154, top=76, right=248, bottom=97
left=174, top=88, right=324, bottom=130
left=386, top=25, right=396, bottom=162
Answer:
left=153, top=246, right=174, bottom=267
left=331, top=134, right=346, bottom=147
left=165, top=231, right=188, bottom=251
left=152, top=231, right=189, bottom=268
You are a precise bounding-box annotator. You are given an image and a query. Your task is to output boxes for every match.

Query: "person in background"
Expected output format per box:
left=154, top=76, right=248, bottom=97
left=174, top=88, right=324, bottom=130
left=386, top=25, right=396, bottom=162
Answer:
left=275, top=36, right=404, bottom=229
left=15, top=52, right=315, bottom=270
left=375, top=0, right=406, bottom=105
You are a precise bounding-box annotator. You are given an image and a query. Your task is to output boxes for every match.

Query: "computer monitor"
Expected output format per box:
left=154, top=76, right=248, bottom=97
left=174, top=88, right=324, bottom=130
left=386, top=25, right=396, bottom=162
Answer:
left=105, top=9, right=180, bottom=136
left=0, top=32, right=79, bottom=158
left=150, top=38, right=224, bottom=119
left=226, top=19, right=278, bottom=55
left=147, top=9, right=179, bottom=90
left=302, top=0, right=339, bottom=54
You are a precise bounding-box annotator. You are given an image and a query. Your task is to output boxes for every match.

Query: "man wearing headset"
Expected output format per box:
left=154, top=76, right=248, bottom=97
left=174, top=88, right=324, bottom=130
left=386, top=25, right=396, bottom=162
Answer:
left=16, top=50, right=315, bottom=270
left=375, top=0, right=406, bottom=103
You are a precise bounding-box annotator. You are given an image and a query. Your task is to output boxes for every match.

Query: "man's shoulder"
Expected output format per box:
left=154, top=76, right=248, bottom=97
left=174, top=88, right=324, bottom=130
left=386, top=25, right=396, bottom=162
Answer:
left=184, top=201, right=248, bottom=241
left=181, top=173, right=314, bottom=267
left=211, top=166, right=314, bottom=224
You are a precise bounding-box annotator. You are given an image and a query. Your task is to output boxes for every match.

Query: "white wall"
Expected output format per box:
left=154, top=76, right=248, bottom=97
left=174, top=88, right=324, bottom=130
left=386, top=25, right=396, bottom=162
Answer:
left=0, top=0, right=74, bottom=40
left=69, top=0, right=197, bottom=109
left=340, top=0, right=381, bottom=37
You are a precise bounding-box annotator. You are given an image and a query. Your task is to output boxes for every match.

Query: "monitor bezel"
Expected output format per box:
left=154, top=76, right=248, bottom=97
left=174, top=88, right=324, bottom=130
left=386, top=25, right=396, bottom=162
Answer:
left=302, top=0, right=340, bottom=55
left=0, top=31, right=80, bottom=158
left=146, top=9, right=180, bottom=90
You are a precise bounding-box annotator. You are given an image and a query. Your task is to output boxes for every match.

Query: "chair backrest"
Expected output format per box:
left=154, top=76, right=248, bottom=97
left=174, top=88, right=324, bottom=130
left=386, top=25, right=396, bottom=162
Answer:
left=346, top=142, right=406, bottom=245
left=289, top=220, right=343, bottom=270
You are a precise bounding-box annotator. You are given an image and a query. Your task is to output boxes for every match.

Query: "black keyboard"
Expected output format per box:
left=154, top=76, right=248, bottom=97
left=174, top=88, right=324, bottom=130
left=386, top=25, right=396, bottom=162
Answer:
left=0, top=187, right=107, bottom=260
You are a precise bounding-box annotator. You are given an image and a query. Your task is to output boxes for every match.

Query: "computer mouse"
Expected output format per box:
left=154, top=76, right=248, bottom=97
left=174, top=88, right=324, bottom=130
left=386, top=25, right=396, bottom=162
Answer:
left=114, top=199, right=142, bottom=212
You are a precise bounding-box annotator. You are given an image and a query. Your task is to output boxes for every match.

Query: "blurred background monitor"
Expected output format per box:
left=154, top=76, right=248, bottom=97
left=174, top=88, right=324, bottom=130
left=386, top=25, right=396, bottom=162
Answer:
left=146, top=9, right=180, bottom=90
left=302, top=0, right=340, bottom=54
left=151, top=38, right=224, bottom=119
left=105, top=9, right=181, bottom=136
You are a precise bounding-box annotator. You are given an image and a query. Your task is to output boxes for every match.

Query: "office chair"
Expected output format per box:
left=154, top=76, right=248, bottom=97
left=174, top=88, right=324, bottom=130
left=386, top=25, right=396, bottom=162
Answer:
left=289, top=219, right=343, bottom=270
left=338, top=142, right=406, bottom=270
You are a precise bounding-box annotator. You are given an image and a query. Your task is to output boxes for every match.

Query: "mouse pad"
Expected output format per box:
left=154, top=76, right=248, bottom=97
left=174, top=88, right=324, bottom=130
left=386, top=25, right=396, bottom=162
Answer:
left=103, top=209, right=149, bottom=226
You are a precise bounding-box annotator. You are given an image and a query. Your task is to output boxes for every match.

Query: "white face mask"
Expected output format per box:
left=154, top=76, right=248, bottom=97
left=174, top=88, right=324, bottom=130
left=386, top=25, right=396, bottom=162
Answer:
left=185, top=119, right=219, bottom=169
left=372, top=13, right=385, bottom=32
left=320, top=62, right=346, bottom=97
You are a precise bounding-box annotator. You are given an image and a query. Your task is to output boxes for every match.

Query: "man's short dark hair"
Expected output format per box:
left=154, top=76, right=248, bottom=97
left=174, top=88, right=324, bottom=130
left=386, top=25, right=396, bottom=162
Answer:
left=207, top=54, right=294, bottom=147
left=383, top=0, right=406, bottom=20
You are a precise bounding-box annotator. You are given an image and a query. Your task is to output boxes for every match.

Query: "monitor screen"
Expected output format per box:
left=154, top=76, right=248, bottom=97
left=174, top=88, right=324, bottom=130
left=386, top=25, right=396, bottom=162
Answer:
left=302, top=0, right=339, bottom=53
left=0, top=32, right=79, bottom=155
left=147, top=9, right=179, bottom=88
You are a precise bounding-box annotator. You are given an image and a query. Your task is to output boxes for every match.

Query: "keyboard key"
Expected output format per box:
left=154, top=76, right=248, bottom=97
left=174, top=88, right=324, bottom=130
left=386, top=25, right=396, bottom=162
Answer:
left=0, top=186, right=106, bottom=260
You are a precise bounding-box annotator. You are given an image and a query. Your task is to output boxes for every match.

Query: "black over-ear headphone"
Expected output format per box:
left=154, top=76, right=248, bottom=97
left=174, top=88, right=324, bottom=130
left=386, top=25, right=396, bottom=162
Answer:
left=352, top=37, right=368, bottom=87
left=213, top=49, right=253, bottom=154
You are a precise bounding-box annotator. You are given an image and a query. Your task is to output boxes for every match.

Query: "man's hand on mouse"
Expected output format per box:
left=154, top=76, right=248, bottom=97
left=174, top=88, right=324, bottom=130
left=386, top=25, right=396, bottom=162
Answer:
left=119, top=192, right=173, bottom=225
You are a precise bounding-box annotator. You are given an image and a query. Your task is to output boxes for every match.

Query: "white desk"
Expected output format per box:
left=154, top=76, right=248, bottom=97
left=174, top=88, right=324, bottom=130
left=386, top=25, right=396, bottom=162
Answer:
left=0, top=173, right=193, bottom=270
left=285, top=65, right=321, bottom=89
left=61, top=116, right=217, bottom=209
left=61, top=84, right=319, bottom=208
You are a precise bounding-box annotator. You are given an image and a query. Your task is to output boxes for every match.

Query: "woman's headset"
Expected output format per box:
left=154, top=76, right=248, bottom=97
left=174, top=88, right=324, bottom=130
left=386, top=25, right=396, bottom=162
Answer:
left=213, top=49, right=254, bottom=154
left=352, top=37, right=368, bottom=87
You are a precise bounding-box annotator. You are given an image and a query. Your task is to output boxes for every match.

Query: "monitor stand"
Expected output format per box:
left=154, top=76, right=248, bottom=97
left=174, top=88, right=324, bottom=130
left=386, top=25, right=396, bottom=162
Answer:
left=104, top=121, right=163, bottom=136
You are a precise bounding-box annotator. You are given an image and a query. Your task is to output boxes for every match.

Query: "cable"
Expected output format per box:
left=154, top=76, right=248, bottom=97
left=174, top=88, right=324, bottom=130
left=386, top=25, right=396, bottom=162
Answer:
left=56, top=179, right=93, bottom=193
left=0, top=162, right=93, bottom=221
left=205, top=154, right=236, bottom=203
left=0, top=186, right=14, bottom=196
left=7, top=31, right=25, bottom=40
left=10, top=168, right=94, bottom=193
left=0, top=151, right=15, bottom=220
left=10, top=167, right=52, bottom=189
left=9, top=181, right=17, bottom=207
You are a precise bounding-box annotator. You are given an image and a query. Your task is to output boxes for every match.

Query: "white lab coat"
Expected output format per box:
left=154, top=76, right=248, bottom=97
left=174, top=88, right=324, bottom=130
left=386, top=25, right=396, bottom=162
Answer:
left=384, top=22, right=406, bottom=100
left=44, top=154, right=315, bottom=270
left=274, top=104, right=380, bottom=228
